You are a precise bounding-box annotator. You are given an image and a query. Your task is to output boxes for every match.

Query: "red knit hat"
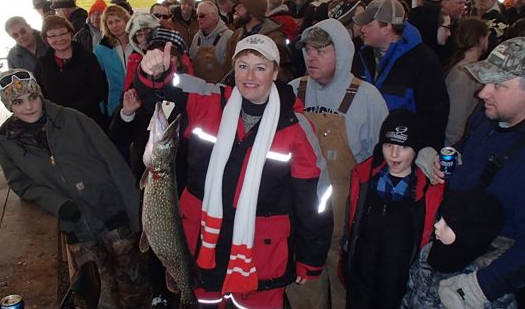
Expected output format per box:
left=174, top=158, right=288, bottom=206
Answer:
left=89, top=0, right=107, bottom=15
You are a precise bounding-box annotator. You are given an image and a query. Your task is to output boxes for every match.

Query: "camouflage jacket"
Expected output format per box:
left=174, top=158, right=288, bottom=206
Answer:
left=400, top=241, right=517, bottom=309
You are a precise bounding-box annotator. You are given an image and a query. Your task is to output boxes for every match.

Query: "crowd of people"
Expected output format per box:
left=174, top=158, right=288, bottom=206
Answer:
left=0, top=0, right=524, bottom=308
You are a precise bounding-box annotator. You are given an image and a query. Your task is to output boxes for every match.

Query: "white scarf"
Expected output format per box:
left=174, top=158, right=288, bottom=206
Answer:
left=197, top=84, right=281, bottom=293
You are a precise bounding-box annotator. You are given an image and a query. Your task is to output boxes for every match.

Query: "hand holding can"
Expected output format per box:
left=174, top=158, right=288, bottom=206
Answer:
left=439, top=147, right=458, bottom=178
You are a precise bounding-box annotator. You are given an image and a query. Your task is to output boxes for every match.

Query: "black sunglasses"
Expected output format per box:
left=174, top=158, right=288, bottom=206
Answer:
left=154, top=13, right=171, bottom=20
left=0, top=71, right=33, bottom=90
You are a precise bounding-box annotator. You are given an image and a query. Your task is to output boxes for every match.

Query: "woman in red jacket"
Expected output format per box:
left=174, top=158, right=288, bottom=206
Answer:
left=135, top=34, right=333, bottom=309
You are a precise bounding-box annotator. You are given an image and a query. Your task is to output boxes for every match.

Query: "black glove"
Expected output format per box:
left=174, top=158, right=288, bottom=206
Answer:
left=58, top=201, right=82, bottom=222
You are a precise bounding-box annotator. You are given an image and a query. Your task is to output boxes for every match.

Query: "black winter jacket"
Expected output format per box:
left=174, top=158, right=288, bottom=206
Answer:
left=0, top=101, right=141, bottom=243
left=35, top=42, right=108, bottom=126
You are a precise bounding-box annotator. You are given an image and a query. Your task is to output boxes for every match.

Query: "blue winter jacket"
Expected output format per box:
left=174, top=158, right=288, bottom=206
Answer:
left=450, top=108, right=525, bottom=301
left=94, top=37, right=125, bottom=116
left=356, top=22, right=449, bottom=149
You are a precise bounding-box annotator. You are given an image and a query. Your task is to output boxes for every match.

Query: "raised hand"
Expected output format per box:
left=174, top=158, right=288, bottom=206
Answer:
left=122, top=88, right=142, bottom=116
left=140, top=42, right=174, bottom=76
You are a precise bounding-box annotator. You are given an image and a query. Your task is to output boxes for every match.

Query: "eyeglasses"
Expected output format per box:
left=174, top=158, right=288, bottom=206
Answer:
left=46, top=31, right=70, bottom=39
left=0, top=71, right=34, bottom=90
left=440, top=24, right=452, bottom=30
left=197, top=13, right=208, bottom=19
left=153, top=13, right=171, bottom=20
left=9, top=27, right=28, bottom=40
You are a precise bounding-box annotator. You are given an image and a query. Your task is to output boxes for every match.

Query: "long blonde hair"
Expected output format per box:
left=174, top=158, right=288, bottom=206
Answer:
left=101, top=5, right=131, bottom=43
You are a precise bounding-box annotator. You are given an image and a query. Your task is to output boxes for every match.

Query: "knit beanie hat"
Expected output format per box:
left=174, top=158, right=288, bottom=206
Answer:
left=379, top=109, right=423, bottom=152
left=147, top=27, right=187, bottom=54
left=89, top=0, right=107, bottom=15
left=427, top=190, right=503, bottom=273
left=239, top=0, right=267, bottom=21
left=0, top=69, right=43, bottom=111
left=50, top=0, right=75, bottom=9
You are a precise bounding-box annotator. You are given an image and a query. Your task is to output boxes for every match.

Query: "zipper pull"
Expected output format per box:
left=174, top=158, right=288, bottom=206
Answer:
left=50, top=155, right=56, bottom=166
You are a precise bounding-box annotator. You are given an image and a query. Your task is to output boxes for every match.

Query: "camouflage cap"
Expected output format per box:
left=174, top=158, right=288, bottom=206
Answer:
left=0, top=69, right=42, bottom=111
left=295, top=27, right=333, bottom=49
left=465, top=37, right=525, bottom=84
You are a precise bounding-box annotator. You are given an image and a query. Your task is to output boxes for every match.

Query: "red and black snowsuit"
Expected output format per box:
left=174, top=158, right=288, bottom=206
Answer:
left=135, top=70, right=332, bottom=309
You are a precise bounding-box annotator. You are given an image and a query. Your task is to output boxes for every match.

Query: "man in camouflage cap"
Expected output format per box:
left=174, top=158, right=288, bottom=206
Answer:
left=434, top=37, right=525, bottom=309
left=466, top=37, right=525, bottom=86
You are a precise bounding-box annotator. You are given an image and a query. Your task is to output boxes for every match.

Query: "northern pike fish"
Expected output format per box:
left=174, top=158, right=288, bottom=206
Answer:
left=139, top=101, right=197, bottom=307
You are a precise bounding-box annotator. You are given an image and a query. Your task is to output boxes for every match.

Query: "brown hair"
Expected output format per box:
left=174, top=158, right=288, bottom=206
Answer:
left=101, top=5, right=131, bottom=42
left=41, top=15, right=74, bottom=41
left=444, top=17, right=489, bottom=73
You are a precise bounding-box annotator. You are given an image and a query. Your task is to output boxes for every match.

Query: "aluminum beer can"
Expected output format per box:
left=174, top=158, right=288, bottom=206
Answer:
left=439, top=146, right=457, bottom=178
left=0, top=295, right=24, bottom=309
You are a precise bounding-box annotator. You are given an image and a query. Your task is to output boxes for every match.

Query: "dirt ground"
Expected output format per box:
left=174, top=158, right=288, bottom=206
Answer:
left=0, top=168, right=57, bottom=308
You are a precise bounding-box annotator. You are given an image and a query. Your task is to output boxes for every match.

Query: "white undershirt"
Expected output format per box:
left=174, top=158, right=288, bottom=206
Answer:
left=115, top=43, right=133, bottom=70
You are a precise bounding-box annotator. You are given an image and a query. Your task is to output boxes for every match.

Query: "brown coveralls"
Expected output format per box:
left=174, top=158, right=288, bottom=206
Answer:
left=287, top=76, right=362, bottom=309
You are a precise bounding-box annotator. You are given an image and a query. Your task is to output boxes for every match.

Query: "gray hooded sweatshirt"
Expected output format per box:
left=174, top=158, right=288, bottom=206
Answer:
left=289, top=18, right=388, bottom=163
left=189, top=19, right=233, bottom=67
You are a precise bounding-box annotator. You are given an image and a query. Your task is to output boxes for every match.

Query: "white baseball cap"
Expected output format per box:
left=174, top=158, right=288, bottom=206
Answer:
left=233, top=34, right=280, bottom=65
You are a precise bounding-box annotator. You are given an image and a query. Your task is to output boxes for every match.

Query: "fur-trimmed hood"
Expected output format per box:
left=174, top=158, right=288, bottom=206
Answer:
left=126, top=13, right=161, bottom=55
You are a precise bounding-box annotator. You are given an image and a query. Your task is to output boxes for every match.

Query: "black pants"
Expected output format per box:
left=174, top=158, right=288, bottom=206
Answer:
left=347, top=198, right=415, bottom=309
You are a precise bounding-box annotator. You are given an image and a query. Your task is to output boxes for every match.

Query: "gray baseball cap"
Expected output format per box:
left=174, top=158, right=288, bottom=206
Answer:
left=465, top=37, right=525, bottom=84
left=353, top=0, right=405, bottom=26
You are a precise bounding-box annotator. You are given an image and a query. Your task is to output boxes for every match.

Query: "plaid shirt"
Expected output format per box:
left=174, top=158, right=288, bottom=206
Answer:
left=375, top=167, right=410, bottom=202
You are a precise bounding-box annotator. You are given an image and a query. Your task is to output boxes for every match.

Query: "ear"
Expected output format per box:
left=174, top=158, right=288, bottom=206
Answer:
left=272, top=67, right=279, bottom=81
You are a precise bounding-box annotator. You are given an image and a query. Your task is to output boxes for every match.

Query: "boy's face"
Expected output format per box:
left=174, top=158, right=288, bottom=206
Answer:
left=382, top=143, right=415, bottom=177
left=434, top=217, right=456, bottom=245
left=10, top=92, right=44, bottom=123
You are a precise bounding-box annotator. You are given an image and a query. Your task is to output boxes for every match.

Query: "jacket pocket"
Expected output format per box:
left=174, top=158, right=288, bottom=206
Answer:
left=180, top=188, right=202, bottom=255
left=254, top=215, right=291, bottom=280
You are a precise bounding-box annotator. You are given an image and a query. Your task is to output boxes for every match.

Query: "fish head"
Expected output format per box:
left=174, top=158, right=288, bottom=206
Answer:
left=143, top=101, right=181, bottom=172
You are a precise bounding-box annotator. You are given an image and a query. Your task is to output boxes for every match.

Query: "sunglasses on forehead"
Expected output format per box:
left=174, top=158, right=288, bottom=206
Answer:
left=0, top=71, right=34, bottom=90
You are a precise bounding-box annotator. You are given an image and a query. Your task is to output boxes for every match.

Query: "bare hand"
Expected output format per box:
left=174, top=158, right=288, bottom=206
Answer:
left=295, top=276, right=307, bottom=285
left=433, top=155, right=445, bottom=184
left=140, top=42, right=174, bottom=76
left=122, top=88, right=142, bottom=116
